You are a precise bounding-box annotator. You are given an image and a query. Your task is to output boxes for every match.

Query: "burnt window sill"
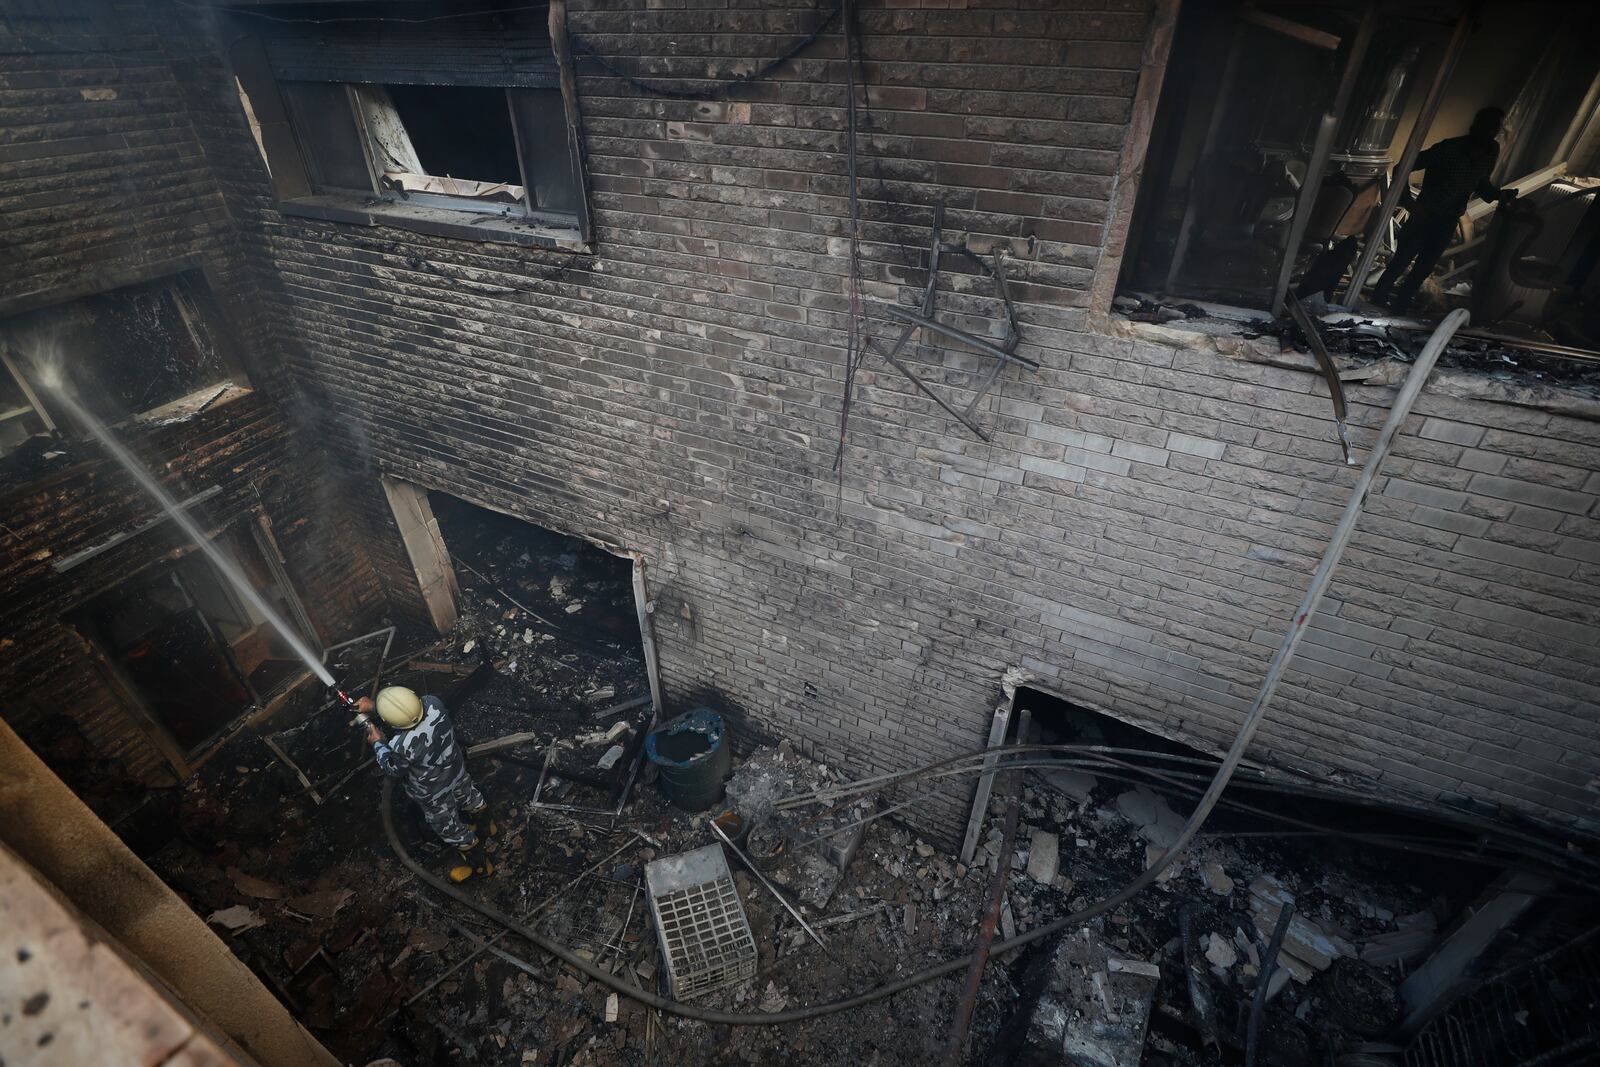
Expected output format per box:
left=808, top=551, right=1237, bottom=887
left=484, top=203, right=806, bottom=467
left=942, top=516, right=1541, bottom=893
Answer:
left=277, top=195, right=589, bottom=252
left=133, top=381, right=252, bottom=428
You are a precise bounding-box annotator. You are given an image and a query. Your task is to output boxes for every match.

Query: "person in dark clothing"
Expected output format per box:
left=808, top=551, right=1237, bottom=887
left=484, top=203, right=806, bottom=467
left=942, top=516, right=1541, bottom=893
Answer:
left=1371, top=107, right=1515, bottom=314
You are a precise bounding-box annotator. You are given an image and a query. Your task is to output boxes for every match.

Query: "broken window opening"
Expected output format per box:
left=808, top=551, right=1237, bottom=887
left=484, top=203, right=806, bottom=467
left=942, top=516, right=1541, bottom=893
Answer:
left=1, top=270, right=244, bottom=434
left=358, top=84, right=527, bottom=206
left=262, top=78, right=585, bottom=224
left=1014, top=685, right=1550, bottom=857
left=1118, top=0, right=1600, bottom=358
left=228, top=2, right=592, bottom=237
left=428, top=493, right=651, bottom=688
left=73, top=521, right=317, bottom=758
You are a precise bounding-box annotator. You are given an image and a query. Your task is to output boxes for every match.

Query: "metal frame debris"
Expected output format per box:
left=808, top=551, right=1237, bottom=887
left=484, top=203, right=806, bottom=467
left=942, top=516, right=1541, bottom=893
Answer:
left=861, top=203, right=1032, bottom=443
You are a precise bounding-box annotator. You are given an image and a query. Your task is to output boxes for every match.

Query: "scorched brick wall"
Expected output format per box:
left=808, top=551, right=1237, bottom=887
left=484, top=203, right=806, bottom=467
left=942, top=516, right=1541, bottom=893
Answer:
left=0, top=0, right=385, bottom=789
left=183, top=0, right=1600, bottom=841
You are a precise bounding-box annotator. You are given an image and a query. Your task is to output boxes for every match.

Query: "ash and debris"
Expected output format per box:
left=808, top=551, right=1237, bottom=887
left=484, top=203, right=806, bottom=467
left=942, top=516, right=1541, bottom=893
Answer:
left=126, top=494, right=1524, bottom=1064
left=0, top=433, right=79, bottom=485
left=1113, top=293, right=1600, bottom=397
left=139, top=710, right=1491, bottom=1066
left=1248, top=313, right=1600, bottom=396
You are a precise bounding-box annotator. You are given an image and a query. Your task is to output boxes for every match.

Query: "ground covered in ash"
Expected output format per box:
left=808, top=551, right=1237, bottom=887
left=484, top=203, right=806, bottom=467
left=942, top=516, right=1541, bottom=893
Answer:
left=138, top=701, right=1511, bottom=1065
left=126, top=486, right=1560, bottom=1065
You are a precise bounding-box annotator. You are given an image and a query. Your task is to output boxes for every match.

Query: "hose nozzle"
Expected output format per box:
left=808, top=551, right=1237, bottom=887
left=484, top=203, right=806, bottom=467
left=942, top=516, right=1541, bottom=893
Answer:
left=333, top=688, right=371, bottom=728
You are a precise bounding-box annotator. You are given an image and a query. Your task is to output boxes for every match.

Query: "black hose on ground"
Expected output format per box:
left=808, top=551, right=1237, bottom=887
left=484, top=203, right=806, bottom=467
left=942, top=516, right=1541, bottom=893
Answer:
left=1247, top=901, right=1296, bottom=1067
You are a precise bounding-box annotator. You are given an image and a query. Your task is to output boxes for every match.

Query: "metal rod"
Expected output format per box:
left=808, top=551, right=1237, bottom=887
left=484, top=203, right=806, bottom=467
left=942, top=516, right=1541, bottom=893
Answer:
left=610, top=728, right=648, bottom=816
left=941, top=794, right=1019, bottom=1066
left=868, top=302, right=1040, bottom=369
left=599, top=882, right=640, bottom=969
left=1287, top=291, right=1354, bottom=463
left=922, top=201, right=945, bottom=316
left=1270, top=4, right=1376, bottom=316
left=438, top=912, right=552, bottom=983
left=871, top=338, right=993, bottom=442
left=959, top=248, right=1018, bottom=420
left=1247, top=902, right=1296, bottom=1067
left=262, top=734, right=322, bottom=804
left=454, top=557, right=562, bottom=631
left=405, top=835, right=638, bottom=1005
left=708, top=817, right=831, bottom=954
left=813, top=904, right=889, bottom=930
left=1341, top=12, right=1474, bottom=305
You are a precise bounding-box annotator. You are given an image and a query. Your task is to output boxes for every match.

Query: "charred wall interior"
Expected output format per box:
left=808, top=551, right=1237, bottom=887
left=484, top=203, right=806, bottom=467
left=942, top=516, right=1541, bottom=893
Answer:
left=147, top=0, right=1600, bottom=847
left=0, top=0, right=388, bottom=803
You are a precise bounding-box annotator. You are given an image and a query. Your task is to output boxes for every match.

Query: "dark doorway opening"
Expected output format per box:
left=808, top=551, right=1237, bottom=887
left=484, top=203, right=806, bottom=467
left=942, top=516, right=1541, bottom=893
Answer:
left=427, top=493, right=650, bottom=724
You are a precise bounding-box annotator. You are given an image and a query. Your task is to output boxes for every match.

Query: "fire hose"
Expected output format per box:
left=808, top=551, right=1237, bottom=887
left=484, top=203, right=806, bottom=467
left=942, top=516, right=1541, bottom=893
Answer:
left=382, top=311, right=1468, bottom=1025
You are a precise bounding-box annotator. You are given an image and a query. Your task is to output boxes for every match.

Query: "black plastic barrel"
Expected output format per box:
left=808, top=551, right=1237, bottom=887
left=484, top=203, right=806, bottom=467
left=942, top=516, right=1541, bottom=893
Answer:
left=646, top=708, right=731, bottom=811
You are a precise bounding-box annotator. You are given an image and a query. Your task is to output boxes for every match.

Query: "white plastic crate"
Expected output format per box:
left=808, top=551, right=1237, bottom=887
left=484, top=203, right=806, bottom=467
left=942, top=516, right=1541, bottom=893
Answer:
left=645, top=844, right=757, bottom=1000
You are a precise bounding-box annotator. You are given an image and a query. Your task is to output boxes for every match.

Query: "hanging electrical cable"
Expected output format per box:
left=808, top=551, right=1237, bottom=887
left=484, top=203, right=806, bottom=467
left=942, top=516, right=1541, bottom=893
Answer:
left=832, top=0, right=866, bottom=483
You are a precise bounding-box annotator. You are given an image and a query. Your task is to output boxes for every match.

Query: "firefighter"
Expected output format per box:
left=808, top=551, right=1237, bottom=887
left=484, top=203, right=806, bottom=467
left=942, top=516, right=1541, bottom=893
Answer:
left=1370, top=106, right=1516, bottom=315
left=359, top=686, right=495, bottom=883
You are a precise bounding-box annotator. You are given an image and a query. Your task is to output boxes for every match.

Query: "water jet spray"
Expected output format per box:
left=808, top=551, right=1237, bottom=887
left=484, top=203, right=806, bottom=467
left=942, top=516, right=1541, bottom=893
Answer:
left=40, top=378, right=356, bottom=706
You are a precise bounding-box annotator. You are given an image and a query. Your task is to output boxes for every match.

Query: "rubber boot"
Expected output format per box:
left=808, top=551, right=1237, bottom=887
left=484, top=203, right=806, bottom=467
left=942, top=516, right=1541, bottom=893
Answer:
left=448, top=835, right=492, bottom=883
left=468, top=802, right=498, bottom=838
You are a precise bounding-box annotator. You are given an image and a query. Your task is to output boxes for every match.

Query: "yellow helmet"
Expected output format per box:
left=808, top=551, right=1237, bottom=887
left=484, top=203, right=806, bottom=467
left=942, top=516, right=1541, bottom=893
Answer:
left=375, top=686, right=424, bottom=729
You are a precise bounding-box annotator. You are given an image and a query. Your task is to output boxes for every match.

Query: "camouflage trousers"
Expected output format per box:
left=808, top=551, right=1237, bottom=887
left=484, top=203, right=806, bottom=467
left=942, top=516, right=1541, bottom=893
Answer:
left=414, top=771, right=486, bottom=848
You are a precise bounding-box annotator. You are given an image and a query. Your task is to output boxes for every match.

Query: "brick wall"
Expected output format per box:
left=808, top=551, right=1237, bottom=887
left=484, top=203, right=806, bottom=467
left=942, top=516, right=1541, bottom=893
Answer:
left=0, top=0, right=386, bottom=791
left=175, top=0, right=1599, bottom=841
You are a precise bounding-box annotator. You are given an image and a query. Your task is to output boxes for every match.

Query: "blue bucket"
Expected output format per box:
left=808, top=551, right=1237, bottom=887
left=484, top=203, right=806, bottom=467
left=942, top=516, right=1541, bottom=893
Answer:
left=646, top=709, right=731, bottom=811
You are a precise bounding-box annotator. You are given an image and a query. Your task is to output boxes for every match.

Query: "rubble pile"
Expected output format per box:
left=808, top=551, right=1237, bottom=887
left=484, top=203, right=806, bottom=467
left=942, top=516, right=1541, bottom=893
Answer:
left=1113, top=292, right=1600, bottom=397
left=968, top=766, right=1469, bottom=1066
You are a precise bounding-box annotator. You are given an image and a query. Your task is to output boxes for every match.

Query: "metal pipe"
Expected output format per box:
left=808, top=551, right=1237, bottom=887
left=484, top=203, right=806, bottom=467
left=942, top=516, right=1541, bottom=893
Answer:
left=1341, top=12, right=1474, bottom=305
left=1270, top=4, right=1377, bottom=316
left=941, top=794, right=1019, bottom=1066
left=868, top=302, right=1040, bottom=369
left=708, top=817, right=831, bottom=953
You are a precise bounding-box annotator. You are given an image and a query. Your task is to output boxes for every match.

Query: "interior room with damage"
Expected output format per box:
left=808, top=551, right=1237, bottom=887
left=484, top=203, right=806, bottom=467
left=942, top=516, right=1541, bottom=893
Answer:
left=1, top=1, right=1597, bottom=1065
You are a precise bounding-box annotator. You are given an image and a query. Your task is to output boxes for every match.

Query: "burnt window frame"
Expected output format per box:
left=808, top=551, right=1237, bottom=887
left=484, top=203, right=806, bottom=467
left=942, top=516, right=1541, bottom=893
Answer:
left=69, top=512, right=320, bottom=773
left=0, top=265, right=249, bottom=450
left=226, top=1, right=593, bottom=249
left=0, top=346, right=56, bottom=458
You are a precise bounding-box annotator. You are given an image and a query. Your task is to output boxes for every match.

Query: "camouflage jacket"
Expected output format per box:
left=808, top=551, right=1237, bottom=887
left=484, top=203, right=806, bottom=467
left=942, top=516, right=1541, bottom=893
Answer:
left=372, top=695, right=466, bottom=801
